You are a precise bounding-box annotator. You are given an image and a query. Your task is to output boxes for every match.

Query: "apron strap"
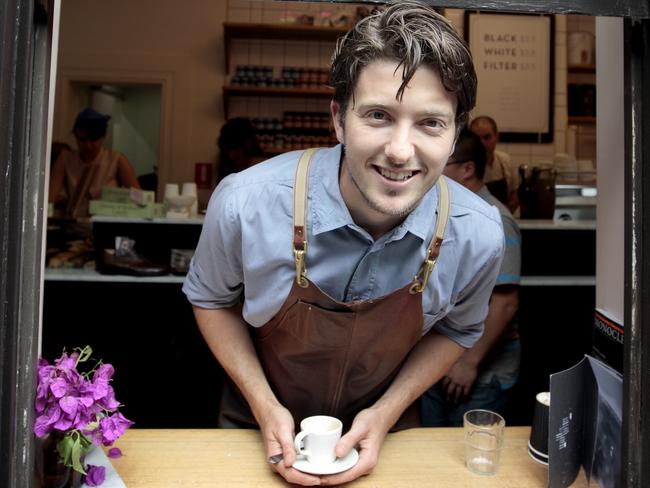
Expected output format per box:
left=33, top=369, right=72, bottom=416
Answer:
left=409, top=175, right=451, bottom=294
left=292, top=148, right=451, bottom=293
left=293, top=148, right=319, bottom=287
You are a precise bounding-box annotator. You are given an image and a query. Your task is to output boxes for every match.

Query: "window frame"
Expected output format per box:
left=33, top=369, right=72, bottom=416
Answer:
left=1, top=1, right=647, bottom=487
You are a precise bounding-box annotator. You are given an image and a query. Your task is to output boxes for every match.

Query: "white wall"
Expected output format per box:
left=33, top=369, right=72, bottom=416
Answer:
left=116, top=85, right=161, bottom=177
left=54, top=0, right=228, bottom=190
left=53, top=2, right=586, bottom=192
left=595, top=17, right=625, bottom=325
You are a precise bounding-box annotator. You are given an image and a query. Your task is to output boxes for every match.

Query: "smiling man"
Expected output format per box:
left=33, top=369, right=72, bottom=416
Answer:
left=183, top=2, right=504, bottom=486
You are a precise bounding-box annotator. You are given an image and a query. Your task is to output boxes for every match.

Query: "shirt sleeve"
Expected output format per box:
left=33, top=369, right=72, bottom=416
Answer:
left=431, top=215, right=505, bottom=348
left=495, top=212, right=521, bottom=286
left=182, top=177, right=244, bottom=309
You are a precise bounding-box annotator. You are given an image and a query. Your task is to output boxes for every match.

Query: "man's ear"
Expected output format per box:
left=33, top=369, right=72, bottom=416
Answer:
left=330, top=100, right=345, bottom=144
left=462, top=161, right=476, bottom=182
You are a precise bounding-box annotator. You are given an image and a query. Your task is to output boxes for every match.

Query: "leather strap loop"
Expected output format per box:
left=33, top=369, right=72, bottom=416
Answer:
left=293, top=148, right=319, bottom=287
left=410, top=176, right=451, bottom=294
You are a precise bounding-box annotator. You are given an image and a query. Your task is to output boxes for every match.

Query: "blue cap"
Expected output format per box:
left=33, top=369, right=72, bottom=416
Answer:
left=75, top=107, right=111, bottom=124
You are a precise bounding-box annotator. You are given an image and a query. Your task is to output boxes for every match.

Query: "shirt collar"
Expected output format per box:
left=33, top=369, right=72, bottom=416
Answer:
left=310, top=145, right=355, bottom=236
left=309, top=146, right=454, bottom=242
left=308, top=144, right=465, bottom=241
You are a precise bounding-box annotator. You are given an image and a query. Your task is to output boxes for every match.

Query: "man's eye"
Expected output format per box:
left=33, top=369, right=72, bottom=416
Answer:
left=368, top=111, right=387, bottom=120
left=423, top=119, right=442, bottom=129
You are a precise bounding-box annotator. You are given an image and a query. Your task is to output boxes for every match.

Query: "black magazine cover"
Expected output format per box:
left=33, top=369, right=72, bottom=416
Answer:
left=548, top=355, right=622, bottom=488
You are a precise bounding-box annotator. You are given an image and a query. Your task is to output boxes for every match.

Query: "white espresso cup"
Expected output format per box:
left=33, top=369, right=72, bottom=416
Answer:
left=294, top=415, right=342, bottom=465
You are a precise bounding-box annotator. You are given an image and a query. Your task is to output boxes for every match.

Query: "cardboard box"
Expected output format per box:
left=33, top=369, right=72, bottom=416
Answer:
left=101, top=186, right=155, bottom=206
left=89, top=200, right=164, bottom=219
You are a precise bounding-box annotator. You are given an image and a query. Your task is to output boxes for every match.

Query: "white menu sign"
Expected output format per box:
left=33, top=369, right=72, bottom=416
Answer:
left=468, top=13, right=552, bottom=137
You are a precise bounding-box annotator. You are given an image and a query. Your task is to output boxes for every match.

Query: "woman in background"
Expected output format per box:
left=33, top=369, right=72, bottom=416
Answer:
left=49, top=107, right=140, bottom=218
left=216, top=117, right=263, bottom=183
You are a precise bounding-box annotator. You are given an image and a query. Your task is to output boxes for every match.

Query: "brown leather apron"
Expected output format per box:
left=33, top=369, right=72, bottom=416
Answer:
left=218, top=149, right=451, bottom=431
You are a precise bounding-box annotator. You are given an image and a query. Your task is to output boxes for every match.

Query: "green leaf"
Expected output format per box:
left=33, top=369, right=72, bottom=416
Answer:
left=79, top=433, right=93, bottom=450
left=56, top=435, right=74, bottom=465
left=77, top=345, right=93, bottom=363
left=70, top=437, right=87, bottom=475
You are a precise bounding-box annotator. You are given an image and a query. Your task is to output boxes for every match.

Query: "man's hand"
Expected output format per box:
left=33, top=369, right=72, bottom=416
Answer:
left=319, top=407, right=390, bottom=486
left=259, top=403, right=322, bottom=486
left=442, top=357, right=479, bottom=403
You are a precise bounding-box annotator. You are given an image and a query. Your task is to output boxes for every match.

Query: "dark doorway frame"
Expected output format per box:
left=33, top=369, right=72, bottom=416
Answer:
left=1, top=1, right=648, bottom=487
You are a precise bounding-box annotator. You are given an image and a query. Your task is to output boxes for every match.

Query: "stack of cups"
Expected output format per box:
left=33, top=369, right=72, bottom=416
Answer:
left=164, top=183, right=179, bottom=199
left=182, top=182, right=198, bottom=217
left=528, top=392, right=550, bottom=465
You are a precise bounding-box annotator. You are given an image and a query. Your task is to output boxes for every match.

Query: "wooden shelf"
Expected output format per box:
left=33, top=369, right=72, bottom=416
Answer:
left=568, top=64, right=596, bottom=74
left=223, top=85, right=333, bottom=97
left=222, top=85, right=333, bottom=117
left=223, top=22, right=348, bottom=72
left=568, top=115, right=596, bottom=124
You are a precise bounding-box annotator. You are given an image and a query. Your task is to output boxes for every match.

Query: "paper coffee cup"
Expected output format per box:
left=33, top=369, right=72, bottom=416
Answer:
left=528, top=391, right=550, bottom=465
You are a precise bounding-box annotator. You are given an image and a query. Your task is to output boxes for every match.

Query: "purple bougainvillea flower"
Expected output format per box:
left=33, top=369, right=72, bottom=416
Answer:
left=50, top=377, right=69, bottom=399
left=53, top=414, right=74, bottom=432
left=84, top=465, right=106, bottom=486
left=97, top=385, right=120, bottom=411
left=95, top=363, right=114, bottom=381
left=90, top=377, right=110, bottom=401
left=54, top=351, right=78, bottom=371
left=58, top=395, right=78, bottom=416
left=34, top=347, right=132, bottom=478
left=107, top=447, right=122, bottom=458
left=33, top=403, right=63, bottom=437
left=99, top=412, right=134, bottom=445
left=89, top=425, right=104, bottom=446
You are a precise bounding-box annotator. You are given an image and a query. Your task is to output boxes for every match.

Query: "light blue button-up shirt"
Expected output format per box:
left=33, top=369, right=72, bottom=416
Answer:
left=183, top=145, right=504, bottom=348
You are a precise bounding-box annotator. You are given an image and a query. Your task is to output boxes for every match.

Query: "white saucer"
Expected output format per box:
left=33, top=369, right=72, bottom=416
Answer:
left=292, top=448, right=359, bottom=475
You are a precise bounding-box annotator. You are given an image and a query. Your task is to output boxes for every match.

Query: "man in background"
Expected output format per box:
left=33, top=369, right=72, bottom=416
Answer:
left=470, top=115, right=520, bottom=212
left=421, top=129, right=521, bottom=426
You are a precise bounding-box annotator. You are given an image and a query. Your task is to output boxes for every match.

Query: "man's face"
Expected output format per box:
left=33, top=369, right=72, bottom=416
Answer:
left=331, top=60, right=457, bottom=229
left=74, top=129, right=104, bottom=161
left=469, top=120, right=497, bottom=156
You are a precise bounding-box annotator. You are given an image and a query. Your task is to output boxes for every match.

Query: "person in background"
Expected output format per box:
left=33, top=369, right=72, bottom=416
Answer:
left=50, top=141, right=71, bottom=166
left=183, top=2, right=504, bottom=485
left=48, top=107, right=140, bottom=218
left=469, top=115, right=519, bottom=212
left=421, top=129, right=521, bottom=426
left=216, top=117, right=263, bottom=183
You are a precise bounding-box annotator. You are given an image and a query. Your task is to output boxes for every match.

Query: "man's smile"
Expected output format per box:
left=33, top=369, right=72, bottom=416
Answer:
left=374, top=166, right=420, bottom=182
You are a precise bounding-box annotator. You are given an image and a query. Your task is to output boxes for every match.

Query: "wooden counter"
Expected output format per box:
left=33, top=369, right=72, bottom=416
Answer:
left=109, top=427, right=582, bottom=487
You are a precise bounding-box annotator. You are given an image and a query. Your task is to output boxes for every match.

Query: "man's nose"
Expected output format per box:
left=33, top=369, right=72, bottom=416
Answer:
left=385, top=125, right=414, bottom=163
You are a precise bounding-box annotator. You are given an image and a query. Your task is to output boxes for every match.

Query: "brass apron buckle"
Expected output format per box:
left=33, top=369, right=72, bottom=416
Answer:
left=409, top=257, right=436, bottom=294
left=293, top=246, right=309, bottom=288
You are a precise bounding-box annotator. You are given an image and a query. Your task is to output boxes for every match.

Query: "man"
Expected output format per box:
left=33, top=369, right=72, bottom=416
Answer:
left=421, top=129, right=521, bottom=426
left=183, top=2, right=504, bottom=485
left=48, top=107, right=141, bottom=218
left=469, top=115, right=520, bottom=212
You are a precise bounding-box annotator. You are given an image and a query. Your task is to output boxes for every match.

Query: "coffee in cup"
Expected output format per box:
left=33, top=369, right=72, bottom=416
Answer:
left=294, top=415, right=342, bottom=465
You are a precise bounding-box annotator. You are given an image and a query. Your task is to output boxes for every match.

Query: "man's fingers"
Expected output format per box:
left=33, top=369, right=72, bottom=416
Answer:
left=272, top=461, right=321, bottom=486
left=321, top=448, right=374, bottom=486
left=334, top=434, right=357, bottom=459
left=278, top=433, right=297, bottom=466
